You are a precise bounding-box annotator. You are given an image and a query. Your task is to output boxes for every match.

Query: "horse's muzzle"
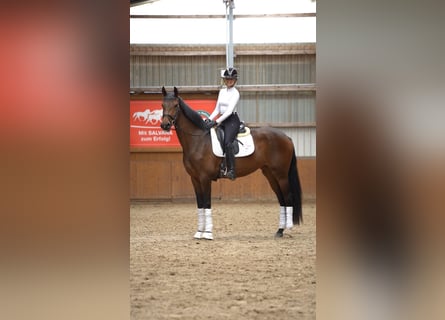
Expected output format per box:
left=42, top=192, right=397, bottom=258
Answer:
left=160, top=122, right=172, bottom=131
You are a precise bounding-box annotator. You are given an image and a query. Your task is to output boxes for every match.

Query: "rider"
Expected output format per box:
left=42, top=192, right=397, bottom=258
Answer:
left=205, top=67, right=241, bottom=180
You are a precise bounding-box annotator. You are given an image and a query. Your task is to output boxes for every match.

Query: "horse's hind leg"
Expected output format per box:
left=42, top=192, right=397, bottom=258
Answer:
left=278, top=178, right=295, bottom=230
left=261, top=168, right=287, bottom=237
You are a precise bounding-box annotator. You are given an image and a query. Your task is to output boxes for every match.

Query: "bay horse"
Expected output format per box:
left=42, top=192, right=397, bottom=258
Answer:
left=161, top=86, right=302, bottom=239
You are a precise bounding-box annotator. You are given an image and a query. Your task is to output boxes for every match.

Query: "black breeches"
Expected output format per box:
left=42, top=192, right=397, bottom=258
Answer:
left=220, top=113, right=241, bottom=147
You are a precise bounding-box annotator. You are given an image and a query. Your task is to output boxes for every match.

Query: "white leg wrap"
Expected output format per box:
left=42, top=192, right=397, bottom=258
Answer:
left=202, top=208, right=213, bottom=240
left=204, top=208, right=213, bottom=232
left=279, top=206, right=286, bottom=229
left=286, top=206, right=294, bottom=229
left=194, top=208, right=205, bottom=239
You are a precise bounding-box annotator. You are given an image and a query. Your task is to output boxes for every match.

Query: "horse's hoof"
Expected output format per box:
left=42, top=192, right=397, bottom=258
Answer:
left=275, top=229, right=284, bottom=238
left=193, top=231, right=202, bottom=239
left=202, top=231, right=213, bottom=240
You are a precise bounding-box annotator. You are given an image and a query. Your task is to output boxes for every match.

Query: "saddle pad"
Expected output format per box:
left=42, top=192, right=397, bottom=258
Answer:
left=210, top=127, right=255, bottom=158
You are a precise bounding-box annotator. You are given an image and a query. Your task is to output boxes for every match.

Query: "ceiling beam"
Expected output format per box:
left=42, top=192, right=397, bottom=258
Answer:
left=130, top=13, right=316, bottom=19
left=130, top=84, right=317, bottom=94
left=130, top=0, right=159, bottom=8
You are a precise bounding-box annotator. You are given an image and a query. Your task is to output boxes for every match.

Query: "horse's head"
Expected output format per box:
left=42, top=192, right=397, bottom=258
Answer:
left=161, top=86, right=179, bottom=131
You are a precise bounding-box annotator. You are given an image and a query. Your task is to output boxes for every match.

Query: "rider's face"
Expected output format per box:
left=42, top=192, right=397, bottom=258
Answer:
left=224, top=78, right=236, bottom=88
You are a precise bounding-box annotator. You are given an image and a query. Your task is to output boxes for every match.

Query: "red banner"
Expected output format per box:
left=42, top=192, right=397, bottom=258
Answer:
left=130, top=99, right=216, bottom=148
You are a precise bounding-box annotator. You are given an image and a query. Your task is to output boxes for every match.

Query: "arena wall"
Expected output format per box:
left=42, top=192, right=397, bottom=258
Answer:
left=130, top=151, right=315, bottom=201
left=130, top=43, right=316, bottom=201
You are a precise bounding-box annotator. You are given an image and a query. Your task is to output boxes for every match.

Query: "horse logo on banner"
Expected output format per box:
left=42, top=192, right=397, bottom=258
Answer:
left=132, top=109, right=163, bottom=125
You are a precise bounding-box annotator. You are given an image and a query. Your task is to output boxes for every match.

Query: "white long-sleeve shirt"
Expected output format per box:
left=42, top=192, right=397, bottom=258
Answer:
left=209, top=86, right=240, bottom=124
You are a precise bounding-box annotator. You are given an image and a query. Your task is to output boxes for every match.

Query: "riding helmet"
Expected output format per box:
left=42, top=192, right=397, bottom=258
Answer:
left=222, top=67, right=238, bottom=79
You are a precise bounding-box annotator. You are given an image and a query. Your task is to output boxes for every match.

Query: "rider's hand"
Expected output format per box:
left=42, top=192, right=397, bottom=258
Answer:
left=204, top=119, right=216, bottom=129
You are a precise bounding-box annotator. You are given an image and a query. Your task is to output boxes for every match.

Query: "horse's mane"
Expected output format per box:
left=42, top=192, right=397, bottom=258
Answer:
left=178, top=97, right=207, bottom=131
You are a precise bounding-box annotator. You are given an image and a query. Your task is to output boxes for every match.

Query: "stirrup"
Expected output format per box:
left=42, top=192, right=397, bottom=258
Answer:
left=226, top=170, right=236, bottom=180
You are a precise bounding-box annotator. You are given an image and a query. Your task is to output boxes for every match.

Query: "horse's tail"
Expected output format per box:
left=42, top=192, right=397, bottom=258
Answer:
left=288, top=148, right=303, bottom=224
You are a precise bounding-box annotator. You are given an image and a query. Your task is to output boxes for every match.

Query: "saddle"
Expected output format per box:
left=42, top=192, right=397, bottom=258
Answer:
left=210, top=122, right=255, bottom=158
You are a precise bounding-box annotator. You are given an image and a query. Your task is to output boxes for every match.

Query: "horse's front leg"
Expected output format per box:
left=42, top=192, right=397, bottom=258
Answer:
left=191, top=176, right=213, bottom=240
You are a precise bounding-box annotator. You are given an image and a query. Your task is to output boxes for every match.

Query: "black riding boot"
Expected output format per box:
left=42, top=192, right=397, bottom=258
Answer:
left=225, top=144, right=236, bottom=180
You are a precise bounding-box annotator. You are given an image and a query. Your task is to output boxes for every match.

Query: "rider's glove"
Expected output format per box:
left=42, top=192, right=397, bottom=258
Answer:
left=204, top=119, right=217, bottom=130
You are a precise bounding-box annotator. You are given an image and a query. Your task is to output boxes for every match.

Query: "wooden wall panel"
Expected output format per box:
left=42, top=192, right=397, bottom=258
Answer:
left=130, top=160, right=171, bottom=200
left=171, top=161, right=195, bottom=199
left=130, top=152, right=315, bottom=201
left=217, top=158, right=315, bottom=201
left=218, top=170, right=274, bottom=200
left=297, top=157, right=316, bottom=200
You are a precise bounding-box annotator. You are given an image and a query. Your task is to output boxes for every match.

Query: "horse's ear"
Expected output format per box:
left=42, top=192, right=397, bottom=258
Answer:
left=162, top=86, right=167, bottom=96
left=174, top=86, right=178, bottom=97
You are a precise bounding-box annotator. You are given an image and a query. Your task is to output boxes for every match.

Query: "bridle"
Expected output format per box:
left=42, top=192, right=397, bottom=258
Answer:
left=161, top=99, right=209, bottom=137
left=161, top=99, right=180, bottom=128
